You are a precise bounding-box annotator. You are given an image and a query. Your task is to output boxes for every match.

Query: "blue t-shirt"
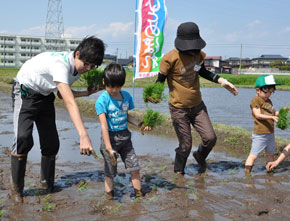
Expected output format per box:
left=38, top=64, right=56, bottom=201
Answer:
left=95, top=90, right=134, bottom=132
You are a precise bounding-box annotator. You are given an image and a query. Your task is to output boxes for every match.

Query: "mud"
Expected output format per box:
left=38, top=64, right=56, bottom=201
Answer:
left=1, top=91, right=290, bottom=220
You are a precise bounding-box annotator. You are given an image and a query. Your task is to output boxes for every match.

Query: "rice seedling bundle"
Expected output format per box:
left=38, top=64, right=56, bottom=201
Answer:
left=143, top=109, right=164, bottom=128
left=143, top=82, right=165, bottom=104
left=277, top=107, right=290, bottom=130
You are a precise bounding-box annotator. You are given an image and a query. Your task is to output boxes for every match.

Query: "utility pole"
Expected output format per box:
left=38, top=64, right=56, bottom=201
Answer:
left=238, top=43, right=242, bottom=74
left=45, top=0, right=64, bottom=38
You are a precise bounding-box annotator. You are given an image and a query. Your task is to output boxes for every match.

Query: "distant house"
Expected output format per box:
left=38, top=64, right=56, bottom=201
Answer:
left=117, top=58, right=133, bottom=67
left=225, top=57, right=251, bottom=68
left=104, top=54, right=117, bottom=64
left=204, top=56, right=232, bottom=74
left=251, top=55, right=288, bottom=68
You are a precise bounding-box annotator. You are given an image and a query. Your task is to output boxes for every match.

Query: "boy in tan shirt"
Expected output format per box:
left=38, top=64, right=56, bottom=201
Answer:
left=245, top=75, right=281, bottom=176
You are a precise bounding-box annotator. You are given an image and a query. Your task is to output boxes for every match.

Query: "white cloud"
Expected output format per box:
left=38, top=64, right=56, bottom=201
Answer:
left=97, top=22, right=134, bottom=38
left=225, top=31, right=242, bottom=42
left=0, top=30, right=8, bottom=34
left=64, top=24, right=97, bottom=38
left=247, top=20, right=261, bottom=28
left=281, top=26, right=290, bottom=33
left=18, top=25, right=45, bottom=36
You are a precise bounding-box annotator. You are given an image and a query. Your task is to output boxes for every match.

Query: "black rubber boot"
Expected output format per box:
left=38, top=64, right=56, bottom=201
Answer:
left=40, top=155, right=56, bottom=193
left=11, top=155, right=27, bottom=203
left=193, top=145, right=212, bottom=173
left=174, top=152, right=188, bottom=175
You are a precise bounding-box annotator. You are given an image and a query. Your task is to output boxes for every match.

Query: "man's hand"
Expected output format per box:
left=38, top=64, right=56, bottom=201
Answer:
left=80, top=134, right=93, bottom=156
left=221, top=79, right=238, bottom=96
left=106, top=149, right=119, bottom=166
left=87, top=83, right=103, bottom=96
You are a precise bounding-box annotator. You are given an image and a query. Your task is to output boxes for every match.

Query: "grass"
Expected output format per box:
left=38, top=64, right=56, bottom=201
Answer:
left=42, top=194, right=56, bottom=212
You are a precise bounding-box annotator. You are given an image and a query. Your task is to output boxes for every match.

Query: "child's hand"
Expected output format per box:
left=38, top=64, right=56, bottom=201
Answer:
left=266, top=161, right=278, bottom=172
left=273, top=116, right=279, bottom=122
left=139, top=123, right=152, bottom=135
left=106, top=149, right=119, bottom=166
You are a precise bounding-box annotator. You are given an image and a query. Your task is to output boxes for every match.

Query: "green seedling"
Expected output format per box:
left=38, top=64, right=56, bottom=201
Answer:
left=133, top=196, right=143, bottom=203
left=28, top=182, right=36, bottom=190
left=146, top=162, right=153, bottom=169
left=42, top=194, right=56, bottom=212
left=187, top=181, right=194, bottom=187
left=277, top=107, right=290, bottom=130
left=202, top=172, right=208, bottom=179
left=143, top=109, right=164, bottom=128
left=0, top=199, right=4, bottom=218
left=77, top=180, right=88, bottom=192
left=34, top=189, right=41, bottom=196
left=155, top=165, right=167, bottom=173
left=172, top=173, right=177, bottom=183
left=65, top=179, right=73, bottom=185
left=144, top=174, right=152, bottom=183
left=185, top=190, right=199, bottom=202
left=0, top=209, right=5, bottom=218
left=220, top=178, right=228, bottom=185
left=145, top=196, right=158, bottom=205
left=152, top=184, right=158, bottom=190
left=229, top=168, right=237, bottom=175
left=81, top=68, right=104, bottom=91
left=143, top=82, right=165, bottom=104
left=110, top=204, right=122, bottom=214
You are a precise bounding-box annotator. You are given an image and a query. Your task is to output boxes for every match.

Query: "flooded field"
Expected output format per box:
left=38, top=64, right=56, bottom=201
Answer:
left=1, top=90, right=290, bottom=220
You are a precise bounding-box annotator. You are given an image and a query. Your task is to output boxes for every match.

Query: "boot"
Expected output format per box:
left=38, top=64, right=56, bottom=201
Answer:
left=174, top=152, right=188, bottom=175
left=11, top=155, right=27, bottom=203
left=193, top=145, right=212, bottom=173
left=244, top=165, right=253, bottom=177
left=40, top=155, right=56, bottom=193
left=134, top=188, right=143, bottom=198
left=106, top=190, right=114, bottom=200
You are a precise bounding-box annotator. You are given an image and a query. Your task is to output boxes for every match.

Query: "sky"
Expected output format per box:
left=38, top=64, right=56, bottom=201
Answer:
left=1, top=0, right=290, bottom=59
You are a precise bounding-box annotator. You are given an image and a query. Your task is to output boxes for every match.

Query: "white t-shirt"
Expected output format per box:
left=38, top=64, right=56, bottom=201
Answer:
left=16, top=52, right=80, bottom=96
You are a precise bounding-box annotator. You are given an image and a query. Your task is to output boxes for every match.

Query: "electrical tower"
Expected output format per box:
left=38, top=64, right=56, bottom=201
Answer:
left=45, top=0, right=64, bottom=38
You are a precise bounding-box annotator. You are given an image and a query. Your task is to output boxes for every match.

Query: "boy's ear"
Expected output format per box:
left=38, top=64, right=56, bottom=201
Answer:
left=75, top=51, right=80, bottom=59
left=256, top=88, right=260, bottom=93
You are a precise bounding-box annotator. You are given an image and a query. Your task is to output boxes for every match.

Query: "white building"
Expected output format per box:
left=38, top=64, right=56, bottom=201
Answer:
left=0, top=34, right=82, bottom=68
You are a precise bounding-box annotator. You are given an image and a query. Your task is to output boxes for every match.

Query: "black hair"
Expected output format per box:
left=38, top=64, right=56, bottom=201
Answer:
left=103, top=63, right=126, bottom=87
left=260, top=85, right=276, bottom=91
left=74, top=36, right=105, bottom=66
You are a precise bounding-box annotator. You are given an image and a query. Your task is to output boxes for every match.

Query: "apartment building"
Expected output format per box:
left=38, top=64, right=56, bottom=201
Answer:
left=0, top=34, right=81, bottom=68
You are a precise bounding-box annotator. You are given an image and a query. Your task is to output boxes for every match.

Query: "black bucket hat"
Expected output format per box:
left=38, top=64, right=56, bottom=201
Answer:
left=174, top=22, right=206, bottom=51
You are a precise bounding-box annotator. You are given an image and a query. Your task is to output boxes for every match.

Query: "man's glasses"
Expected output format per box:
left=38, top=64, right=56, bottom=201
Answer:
left=84, top=62, right=98, bottom=70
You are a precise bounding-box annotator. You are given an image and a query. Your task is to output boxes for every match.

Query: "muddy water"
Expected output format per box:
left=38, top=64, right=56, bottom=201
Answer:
left=89, top=87, right=290, bottom=140
left=1, top=90, right=290, bottom=220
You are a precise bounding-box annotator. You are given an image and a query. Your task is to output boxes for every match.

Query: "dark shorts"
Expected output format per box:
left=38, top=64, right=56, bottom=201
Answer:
left=100, top=129, right=140, bottom=178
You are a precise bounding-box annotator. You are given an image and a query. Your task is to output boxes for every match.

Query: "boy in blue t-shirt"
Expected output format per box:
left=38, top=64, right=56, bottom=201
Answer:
left=95, top=63, right=150, bottom=199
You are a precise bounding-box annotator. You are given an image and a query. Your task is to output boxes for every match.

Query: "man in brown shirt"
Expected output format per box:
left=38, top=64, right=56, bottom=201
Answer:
left=156, top=22, right=238, bottom=174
